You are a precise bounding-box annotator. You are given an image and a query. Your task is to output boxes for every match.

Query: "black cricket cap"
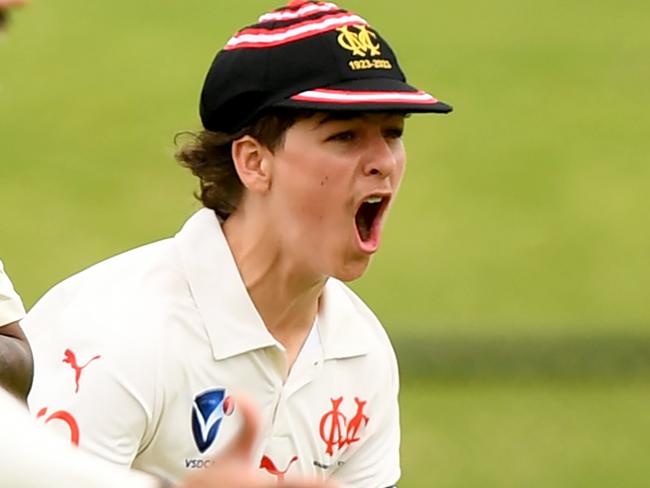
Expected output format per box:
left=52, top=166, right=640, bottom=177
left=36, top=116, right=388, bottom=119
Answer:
left=200, top=0, right=452, bottom=133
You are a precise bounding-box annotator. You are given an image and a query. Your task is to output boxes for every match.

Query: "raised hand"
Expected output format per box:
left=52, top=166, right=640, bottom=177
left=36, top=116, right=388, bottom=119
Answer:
left=179, top=395, right=339, bottom=488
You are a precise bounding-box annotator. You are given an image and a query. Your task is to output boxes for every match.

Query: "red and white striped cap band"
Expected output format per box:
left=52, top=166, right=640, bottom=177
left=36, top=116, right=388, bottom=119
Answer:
left=225, top=13, right=368, bottom=50
left=290, top=88, right=440, bottom=105
left=258, top=1, right=340, bottom=22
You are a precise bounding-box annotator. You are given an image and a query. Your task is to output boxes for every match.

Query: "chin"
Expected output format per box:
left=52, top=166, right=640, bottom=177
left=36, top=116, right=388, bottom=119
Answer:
left=331, top=256, right=372, bottom=282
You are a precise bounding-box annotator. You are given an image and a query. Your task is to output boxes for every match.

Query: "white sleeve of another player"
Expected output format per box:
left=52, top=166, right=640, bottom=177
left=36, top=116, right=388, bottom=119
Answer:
left=0, top=259, right=26, bottom=326
left=0, top=388, right=159, bottom=488
left=332, top=348, right=401, bottom=488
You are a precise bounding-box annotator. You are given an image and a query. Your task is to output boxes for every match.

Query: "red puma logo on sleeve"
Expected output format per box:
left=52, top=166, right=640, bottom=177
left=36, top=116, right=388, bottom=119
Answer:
left=62, top=348, right=101, bottom=393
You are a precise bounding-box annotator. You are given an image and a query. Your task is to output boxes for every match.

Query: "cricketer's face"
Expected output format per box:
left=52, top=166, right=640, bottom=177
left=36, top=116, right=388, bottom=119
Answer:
left=268, top=112, right=406, bottom=281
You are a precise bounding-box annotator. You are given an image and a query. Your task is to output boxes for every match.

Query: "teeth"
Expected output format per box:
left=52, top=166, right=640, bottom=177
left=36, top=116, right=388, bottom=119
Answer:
left=365, top=196, right=383, bottom=204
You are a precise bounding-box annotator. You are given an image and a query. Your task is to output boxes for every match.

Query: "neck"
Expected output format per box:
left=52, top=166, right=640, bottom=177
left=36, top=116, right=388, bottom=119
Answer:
left=222, top=209, right=326, bottom=350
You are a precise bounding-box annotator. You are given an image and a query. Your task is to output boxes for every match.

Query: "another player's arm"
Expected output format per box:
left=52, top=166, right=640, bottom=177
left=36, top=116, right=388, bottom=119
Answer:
left=0, top=321, right=33, bottom=400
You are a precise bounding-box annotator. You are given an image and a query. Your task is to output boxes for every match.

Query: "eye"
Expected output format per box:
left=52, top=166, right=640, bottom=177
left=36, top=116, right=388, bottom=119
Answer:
left=326, top=130, right=355, bottom=142
left=383, top=127, right=404, bottom=140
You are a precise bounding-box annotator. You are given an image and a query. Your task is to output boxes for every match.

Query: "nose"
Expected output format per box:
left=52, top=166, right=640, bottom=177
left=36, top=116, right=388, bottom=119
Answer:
left=362, top=135, right=401, bottom=177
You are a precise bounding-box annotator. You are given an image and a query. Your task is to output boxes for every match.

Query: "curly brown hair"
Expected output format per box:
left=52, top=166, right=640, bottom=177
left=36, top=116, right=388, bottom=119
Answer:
left=175, top=109, right=315, bottom=220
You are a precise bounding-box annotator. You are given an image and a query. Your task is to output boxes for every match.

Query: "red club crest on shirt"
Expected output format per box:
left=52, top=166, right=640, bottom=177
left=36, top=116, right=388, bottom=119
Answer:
left=319, top=397, right=369, bottom=456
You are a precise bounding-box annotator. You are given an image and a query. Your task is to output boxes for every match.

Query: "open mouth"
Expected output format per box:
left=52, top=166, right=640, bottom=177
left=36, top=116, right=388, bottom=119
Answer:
left=355, top=195, right=389, bottom=243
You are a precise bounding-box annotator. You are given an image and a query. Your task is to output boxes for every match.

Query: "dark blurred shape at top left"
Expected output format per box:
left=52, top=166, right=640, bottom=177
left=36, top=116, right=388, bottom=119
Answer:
left=0, top=0, right=27, bottom=32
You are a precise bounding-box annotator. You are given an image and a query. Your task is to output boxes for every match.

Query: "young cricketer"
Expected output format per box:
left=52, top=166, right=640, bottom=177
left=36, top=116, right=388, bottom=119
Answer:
left=24, top=1, right=452, bottom=486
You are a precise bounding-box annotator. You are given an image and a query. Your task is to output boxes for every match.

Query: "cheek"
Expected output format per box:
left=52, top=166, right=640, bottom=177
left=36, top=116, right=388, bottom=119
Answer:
left=299, top=172, right=347, bottom=225
left=275, top=166, right=341, bottom=227
left=393, top=149, right=407, bottom=187
left=271, top=142, right=352, bottom=232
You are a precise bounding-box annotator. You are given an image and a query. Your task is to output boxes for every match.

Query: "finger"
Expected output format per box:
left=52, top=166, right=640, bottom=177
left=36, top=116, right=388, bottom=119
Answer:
left=223, top=393, right=261, bottom=460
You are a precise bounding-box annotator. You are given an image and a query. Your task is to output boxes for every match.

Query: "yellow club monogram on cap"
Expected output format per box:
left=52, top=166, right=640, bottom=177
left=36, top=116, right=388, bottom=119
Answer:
left=336, top=25, right=381, bottom=57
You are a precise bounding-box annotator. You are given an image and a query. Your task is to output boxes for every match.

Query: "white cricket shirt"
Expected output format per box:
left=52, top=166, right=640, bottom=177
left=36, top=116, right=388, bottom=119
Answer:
left=0, top=259, right=26, bottom=326
left=24, top=209, right=400, bottom=487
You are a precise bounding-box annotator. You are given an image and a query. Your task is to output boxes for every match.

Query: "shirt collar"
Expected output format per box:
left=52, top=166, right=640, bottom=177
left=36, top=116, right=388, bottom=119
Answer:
left=175, top=209, right=276, bottom=360
left=174, top=208, right=371, bottom=361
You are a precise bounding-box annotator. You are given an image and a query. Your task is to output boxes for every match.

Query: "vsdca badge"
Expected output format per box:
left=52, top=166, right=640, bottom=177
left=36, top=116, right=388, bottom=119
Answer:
left=191, top=388, right=234, bottom=453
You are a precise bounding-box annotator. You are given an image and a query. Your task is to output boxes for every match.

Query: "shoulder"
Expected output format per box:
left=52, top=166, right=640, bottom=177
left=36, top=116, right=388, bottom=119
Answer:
left=321, top=279, right=399, bottom=383
left=23, top=242, right=184, bottom=435
left=326, top=278, right=395, bottom=352
left=27, top=238, right=181, bottom=320
left=22, top=237, right=195, bottom=373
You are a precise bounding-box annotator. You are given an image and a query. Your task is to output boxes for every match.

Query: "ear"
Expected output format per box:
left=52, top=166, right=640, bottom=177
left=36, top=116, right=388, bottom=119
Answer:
left=231, top=135, right=272, bottom=194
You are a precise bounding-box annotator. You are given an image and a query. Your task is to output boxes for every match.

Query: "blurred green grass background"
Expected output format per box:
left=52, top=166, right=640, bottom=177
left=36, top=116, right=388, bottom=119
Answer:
left=1, top=0, right=649, bottom=485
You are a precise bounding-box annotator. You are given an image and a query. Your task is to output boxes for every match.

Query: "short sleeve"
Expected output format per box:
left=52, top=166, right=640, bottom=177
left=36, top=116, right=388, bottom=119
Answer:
left=24, top=283, right=161, bottom=467
left=0, top=259, right=26, bottom=326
